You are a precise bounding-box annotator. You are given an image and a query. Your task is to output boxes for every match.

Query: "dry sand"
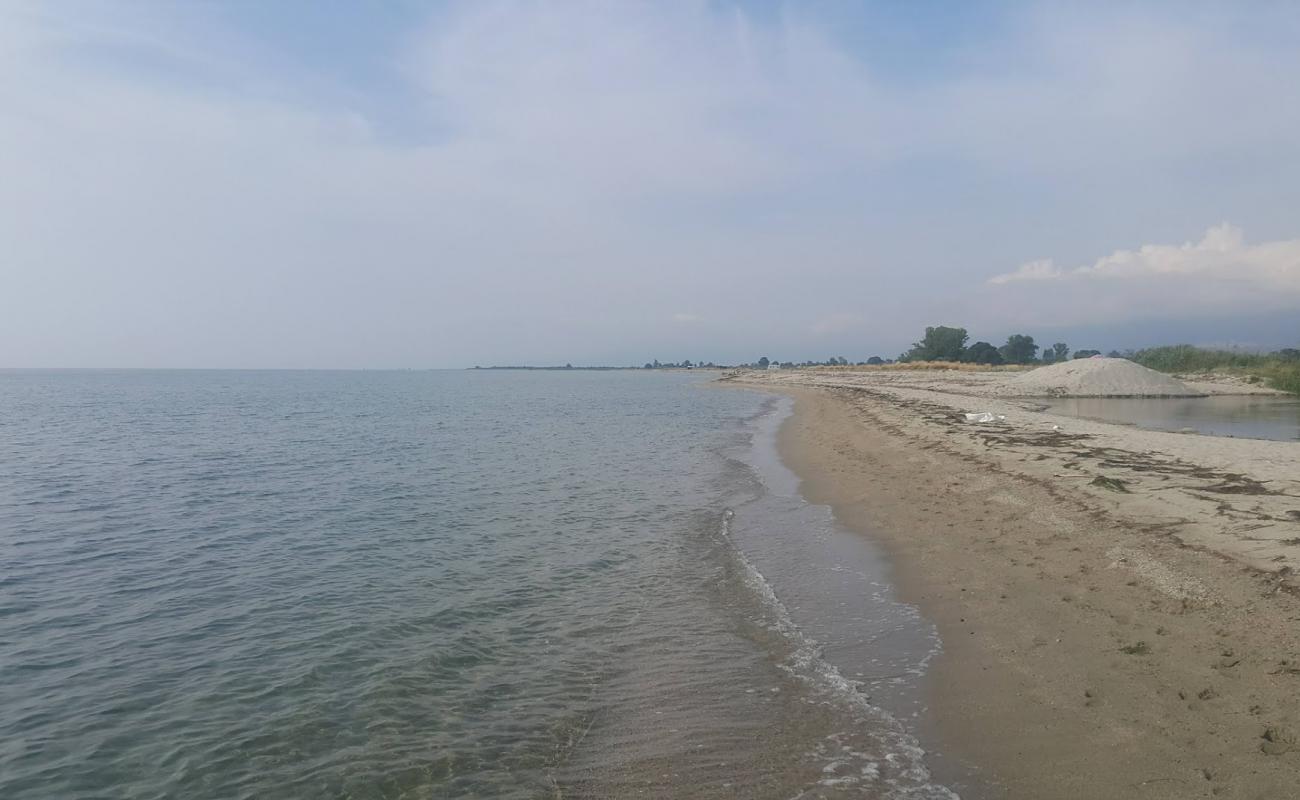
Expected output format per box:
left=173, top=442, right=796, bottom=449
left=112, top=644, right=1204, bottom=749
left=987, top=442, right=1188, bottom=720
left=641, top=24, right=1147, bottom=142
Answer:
left=723, top=367, right=1300, bottom=799
left=1003, top=357, right=1200, bottom=397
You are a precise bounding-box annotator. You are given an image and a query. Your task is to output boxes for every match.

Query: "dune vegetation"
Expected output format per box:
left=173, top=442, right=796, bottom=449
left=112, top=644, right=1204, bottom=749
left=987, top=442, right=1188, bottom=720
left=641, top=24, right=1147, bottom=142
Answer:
left=1130, top=345, right=1300, bottom=394
left=813, top=360, right=1031, bottom=373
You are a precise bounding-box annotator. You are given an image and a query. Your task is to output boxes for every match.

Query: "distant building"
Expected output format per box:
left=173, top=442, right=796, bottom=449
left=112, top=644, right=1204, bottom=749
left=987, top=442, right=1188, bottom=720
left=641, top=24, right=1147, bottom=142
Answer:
left=767, top=362, right=781, bottom=370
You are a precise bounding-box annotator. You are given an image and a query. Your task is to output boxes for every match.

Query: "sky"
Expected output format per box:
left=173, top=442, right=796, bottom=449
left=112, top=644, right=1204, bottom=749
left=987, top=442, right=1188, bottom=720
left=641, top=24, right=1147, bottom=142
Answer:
left=3, top=0, right=1299, bottom=368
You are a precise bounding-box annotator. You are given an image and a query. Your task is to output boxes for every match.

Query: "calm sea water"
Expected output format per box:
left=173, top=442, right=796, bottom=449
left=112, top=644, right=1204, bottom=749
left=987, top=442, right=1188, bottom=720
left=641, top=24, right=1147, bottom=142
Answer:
left=1047, top=395, right=1300, bottom=441
left=0, top=370, right=955, bottom=799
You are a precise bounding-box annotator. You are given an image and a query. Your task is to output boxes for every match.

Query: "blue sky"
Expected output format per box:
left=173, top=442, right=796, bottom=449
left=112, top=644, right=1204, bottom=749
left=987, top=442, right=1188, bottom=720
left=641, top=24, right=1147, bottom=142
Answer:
left=3, top=0, right=1298, bottom=367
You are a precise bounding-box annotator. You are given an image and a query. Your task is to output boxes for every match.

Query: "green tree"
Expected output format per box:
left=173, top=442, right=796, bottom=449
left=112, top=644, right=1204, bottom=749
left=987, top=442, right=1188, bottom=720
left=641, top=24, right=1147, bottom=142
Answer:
left=867, top=356, right=884, bottom=365
left=999, top=334, right=1039, bottom=364
left=1073, top=349, right=1101, bottom=359
left=757, top=356, right=770, bottom=369
left=1051, top=342, right=1069, bottom=362
left=905, top=326, right=969, bottom=362
left=962, top=341, right=1004, bottom=365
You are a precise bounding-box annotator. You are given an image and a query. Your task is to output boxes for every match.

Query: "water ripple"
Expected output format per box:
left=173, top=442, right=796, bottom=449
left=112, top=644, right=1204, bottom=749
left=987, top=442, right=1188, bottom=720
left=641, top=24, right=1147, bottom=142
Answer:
left=0, top=369, right=953, bottom=799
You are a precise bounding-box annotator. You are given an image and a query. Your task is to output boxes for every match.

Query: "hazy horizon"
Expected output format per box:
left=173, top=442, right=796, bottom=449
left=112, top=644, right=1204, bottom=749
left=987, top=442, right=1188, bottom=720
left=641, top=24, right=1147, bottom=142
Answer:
left=4, top=1, right=1299, bottom=369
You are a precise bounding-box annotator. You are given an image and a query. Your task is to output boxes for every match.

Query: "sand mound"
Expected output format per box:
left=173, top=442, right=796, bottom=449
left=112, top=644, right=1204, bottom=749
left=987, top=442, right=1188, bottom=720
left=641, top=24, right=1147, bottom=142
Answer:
left=1004, top=358, right=1201, bottom=397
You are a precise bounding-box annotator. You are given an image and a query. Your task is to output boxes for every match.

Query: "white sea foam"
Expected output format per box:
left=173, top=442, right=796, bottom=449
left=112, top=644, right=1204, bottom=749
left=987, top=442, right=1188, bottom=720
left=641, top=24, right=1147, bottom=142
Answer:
left=720, top=510, right=959, bottom=799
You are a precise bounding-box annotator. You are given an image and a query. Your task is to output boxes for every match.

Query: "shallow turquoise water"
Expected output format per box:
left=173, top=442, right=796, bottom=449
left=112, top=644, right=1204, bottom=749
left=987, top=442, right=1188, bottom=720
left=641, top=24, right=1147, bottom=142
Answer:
left=0, top=370, right=954, bottom=799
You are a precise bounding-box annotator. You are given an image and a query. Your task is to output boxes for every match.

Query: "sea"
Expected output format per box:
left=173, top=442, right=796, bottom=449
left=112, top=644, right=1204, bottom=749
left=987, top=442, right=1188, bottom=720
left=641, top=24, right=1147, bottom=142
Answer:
left=0, top=369, right=958, bottom=799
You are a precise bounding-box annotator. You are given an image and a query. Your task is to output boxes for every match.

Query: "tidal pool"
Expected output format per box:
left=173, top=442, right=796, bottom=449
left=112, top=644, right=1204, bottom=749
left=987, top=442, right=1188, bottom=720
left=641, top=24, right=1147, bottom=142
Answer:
left=1046, top=395, right=1300, bottom=442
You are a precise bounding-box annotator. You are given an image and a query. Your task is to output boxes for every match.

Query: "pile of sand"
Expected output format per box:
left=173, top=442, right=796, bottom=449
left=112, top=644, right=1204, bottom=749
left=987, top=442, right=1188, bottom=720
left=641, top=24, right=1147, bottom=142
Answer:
left=1002, top=357, right=1202, bottom=397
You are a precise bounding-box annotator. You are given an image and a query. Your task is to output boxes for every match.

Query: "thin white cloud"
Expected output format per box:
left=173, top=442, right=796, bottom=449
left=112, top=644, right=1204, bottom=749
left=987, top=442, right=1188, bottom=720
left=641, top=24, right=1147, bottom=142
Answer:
left=988, top=260, right=1061, bottom=284
left=989, top=224, right=1300, bottom=292
left=982, top=224, right=1300, bottom=326
left=672, top=312, right=701, bottom=323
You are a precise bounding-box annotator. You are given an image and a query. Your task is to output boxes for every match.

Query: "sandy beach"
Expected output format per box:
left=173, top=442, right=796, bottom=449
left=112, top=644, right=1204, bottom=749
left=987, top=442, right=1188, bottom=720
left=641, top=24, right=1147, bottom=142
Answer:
left=725, top=367, right=1300, bottom=798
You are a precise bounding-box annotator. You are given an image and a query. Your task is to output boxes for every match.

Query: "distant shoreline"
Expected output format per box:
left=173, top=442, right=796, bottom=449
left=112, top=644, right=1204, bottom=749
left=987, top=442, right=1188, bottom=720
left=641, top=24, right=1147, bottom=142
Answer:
left=469, top=365, right=725, bottom=371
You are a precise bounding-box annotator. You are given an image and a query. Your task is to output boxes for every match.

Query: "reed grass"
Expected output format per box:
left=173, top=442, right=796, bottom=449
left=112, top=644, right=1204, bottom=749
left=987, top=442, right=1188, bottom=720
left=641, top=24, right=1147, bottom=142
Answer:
left=808, top=361, right=1031, bottom=373
left=1131, top=345, right=1300, bottom=395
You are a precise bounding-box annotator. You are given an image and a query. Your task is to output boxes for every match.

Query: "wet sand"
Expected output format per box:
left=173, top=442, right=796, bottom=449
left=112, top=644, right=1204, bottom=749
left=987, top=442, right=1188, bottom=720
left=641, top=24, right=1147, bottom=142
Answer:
left=730, top=370, right=1300, bottom=798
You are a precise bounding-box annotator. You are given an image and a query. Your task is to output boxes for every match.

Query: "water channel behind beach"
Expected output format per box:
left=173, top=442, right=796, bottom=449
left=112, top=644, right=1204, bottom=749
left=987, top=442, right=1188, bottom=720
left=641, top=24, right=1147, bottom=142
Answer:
left=1047, top=395, right=1300, bottom=441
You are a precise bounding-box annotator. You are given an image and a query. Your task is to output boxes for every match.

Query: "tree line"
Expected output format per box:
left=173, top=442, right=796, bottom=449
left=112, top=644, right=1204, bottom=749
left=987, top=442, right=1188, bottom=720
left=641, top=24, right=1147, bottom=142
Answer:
left=899, top=325, right=1110, bottom=366
left=643, top=359, right=721, bottom=369
left=737, top=356, right=893, bottom=369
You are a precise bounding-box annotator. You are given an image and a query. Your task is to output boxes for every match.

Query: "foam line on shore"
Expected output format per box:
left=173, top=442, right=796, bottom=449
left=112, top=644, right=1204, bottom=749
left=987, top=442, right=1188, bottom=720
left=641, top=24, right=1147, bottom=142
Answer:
left=719, top=508, right=958, bottom=799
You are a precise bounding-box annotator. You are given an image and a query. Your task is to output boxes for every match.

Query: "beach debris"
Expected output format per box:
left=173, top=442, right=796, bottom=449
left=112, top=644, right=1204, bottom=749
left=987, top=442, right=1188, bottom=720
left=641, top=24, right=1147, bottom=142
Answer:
left=1267, top=659, right=1300, bottom=676
left=1106, top=547, right=1214, bottom=604
left=963, top=412, right=1006, bottom=423
left=1261, top=726, right=1295, bottom=755
left=1119, top=641, right=1150, bottom=655
left=1090, top=476, right=1131, bottom=493
left=1214, top=651, right=1241, bottom=669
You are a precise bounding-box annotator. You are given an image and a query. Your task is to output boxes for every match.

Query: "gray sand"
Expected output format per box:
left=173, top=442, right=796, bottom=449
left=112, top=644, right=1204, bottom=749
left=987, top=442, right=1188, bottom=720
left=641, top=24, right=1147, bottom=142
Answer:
left=1000, top=357, right=1200, bottom=397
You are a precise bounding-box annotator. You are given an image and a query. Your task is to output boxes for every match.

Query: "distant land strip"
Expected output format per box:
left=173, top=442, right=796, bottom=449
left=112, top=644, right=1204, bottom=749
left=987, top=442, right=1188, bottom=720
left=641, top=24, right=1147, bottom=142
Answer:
left=470, top=365, right=724, bottom=371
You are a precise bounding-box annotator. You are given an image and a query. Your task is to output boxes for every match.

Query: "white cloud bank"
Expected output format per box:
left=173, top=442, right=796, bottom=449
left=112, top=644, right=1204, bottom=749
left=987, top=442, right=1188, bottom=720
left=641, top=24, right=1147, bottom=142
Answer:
left=983, top=225, right=1300, bottom=325
left=3, top=1, right=1300, bottom=366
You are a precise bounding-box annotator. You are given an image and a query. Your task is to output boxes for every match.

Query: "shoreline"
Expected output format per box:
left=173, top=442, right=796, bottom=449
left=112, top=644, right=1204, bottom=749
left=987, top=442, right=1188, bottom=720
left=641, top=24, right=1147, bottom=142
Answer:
left=756, top=374, right=1300, bottom=798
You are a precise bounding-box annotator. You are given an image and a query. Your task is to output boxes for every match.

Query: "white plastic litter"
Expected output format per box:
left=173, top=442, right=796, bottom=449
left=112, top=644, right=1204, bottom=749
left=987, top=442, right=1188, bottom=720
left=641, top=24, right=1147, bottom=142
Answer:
left=963, top=412, right=1006, bottom=423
